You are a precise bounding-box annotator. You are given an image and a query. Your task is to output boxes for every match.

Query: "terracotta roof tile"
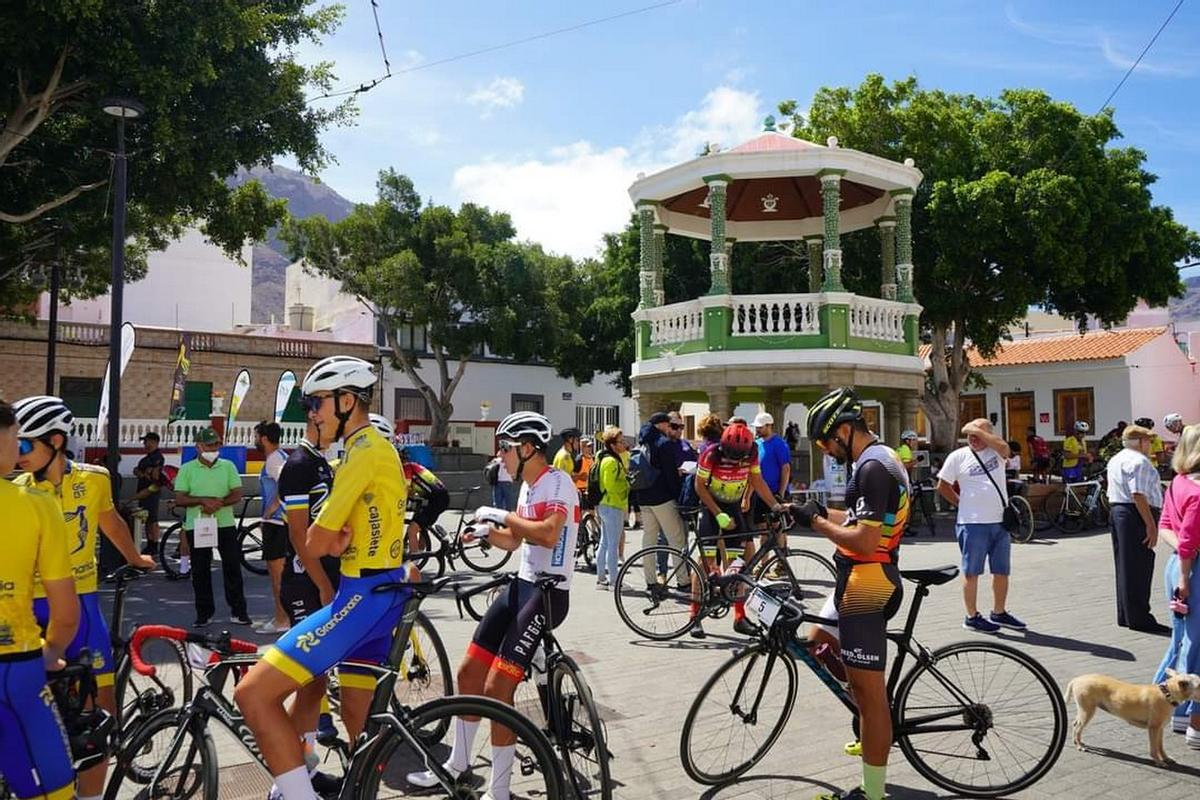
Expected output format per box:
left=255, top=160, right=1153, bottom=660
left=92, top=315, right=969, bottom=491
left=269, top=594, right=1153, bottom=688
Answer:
left=920, top=327, right=1167, bottom=367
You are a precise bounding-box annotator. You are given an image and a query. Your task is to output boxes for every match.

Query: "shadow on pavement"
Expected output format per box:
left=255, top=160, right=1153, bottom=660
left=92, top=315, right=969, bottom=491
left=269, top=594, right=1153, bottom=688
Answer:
left=1079, top=745, right=1200, bottom=777
left=997, top=629, right=1136, bottom=661
left=697, top=774, right=838, bottom=799
left=628, top=635, right=745, bottom=652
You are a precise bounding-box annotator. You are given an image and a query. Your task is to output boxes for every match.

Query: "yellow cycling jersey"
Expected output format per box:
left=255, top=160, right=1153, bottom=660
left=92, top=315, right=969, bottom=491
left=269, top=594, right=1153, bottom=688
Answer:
left=0, top=481, right=72, bottom=656
left=313, top=424, right=408, bottom=578
left=1062, top=435, right=1084, bottom=469
left=14, top=461, right=114, bottom=596
left=552, top=447, right=576, bottom=476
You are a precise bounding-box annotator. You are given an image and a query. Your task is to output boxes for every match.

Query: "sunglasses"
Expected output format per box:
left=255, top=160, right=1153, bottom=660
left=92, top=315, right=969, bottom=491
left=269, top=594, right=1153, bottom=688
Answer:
left=498, top=439, right=522, bottom=453
left=18, top=438, right=35, bottom=456
left=300, top=393, right=334, bottom=412
left=670, top=423, right=684, bottom=430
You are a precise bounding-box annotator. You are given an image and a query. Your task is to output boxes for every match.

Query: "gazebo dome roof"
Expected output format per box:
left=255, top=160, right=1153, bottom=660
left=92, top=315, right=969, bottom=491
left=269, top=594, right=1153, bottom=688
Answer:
left=629, top=126, right=922, bottom=242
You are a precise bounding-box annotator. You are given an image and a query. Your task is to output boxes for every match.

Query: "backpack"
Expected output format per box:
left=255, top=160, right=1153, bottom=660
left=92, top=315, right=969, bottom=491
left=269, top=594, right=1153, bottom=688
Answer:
left=678, top=441, right=715, bottom=509
left=586, top=451, right=617, bottom=507
left=627, top=441, right=660, bottom=492
left=483, top=459, right=500, bottom=486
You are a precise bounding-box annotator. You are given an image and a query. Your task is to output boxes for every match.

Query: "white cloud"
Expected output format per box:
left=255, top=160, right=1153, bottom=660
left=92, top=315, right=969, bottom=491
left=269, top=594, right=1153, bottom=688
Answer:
left=452, top=86, right=765, bottom=259
left=467, top=77, right=526, bottom=118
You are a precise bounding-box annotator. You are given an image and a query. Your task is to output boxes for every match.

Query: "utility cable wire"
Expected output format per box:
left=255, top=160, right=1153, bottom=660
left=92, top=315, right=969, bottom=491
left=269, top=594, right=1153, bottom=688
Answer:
left=1094, top=0, right=1185, bottom=114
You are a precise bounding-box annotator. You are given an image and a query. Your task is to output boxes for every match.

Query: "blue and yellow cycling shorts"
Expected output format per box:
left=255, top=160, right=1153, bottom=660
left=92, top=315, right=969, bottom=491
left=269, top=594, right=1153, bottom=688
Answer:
left=0, top=651, right=74, bottom=800
left=263, top=567, right=411, bottom=691
left=34, top=591, right=114, bottom=688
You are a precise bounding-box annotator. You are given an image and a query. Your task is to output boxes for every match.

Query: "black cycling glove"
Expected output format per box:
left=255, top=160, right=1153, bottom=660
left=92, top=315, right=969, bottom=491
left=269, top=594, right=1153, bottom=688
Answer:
left=793, top=499, right=827, bottom=528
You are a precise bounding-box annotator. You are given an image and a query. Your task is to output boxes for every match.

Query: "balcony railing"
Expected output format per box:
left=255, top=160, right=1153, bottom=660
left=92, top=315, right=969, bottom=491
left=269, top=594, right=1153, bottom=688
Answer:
left=72, top=418, right=308, bottom=448
left=633, top=291, right=919, bottom=359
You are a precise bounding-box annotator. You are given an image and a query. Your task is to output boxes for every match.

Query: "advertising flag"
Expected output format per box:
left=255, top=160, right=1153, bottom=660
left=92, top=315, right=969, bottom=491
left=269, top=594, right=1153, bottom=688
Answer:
left=273, top=370, right=297, bottom=423
left=96, top=322, right=137, bottom=436
left=226, top=369, right=252, bottom=429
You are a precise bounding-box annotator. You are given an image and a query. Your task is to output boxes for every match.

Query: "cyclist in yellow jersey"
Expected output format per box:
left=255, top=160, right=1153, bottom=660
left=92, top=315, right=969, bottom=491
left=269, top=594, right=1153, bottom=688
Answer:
left=236, top=356, right=412, bottom=800
left=0, top=398, right=80, bottom=800
left=12, top=395, right=154, bottom=800
left=553, top=426, right=585, bottom=483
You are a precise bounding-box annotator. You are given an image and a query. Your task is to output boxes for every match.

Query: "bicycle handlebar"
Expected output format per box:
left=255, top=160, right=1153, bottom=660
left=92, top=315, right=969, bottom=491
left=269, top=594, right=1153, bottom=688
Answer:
left=104, top=564, right=151, bottom=585
left=129, top=625, right=257, bottom=677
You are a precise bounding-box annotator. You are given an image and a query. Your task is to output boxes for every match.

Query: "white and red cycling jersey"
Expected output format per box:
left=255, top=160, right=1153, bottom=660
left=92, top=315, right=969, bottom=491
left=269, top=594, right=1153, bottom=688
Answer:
left=515, top=466, right=580, bottom=590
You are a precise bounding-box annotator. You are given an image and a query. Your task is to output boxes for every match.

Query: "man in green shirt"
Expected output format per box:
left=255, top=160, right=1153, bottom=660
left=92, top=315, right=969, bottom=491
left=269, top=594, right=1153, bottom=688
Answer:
left=896, top=430, right=918, bottom=479
left=174, top=427, right=250, bottom=627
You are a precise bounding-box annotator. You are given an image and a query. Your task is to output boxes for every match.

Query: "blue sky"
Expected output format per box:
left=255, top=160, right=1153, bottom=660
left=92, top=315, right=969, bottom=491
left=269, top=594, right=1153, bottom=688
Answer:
left=291, top=0, right=1199, bottom=264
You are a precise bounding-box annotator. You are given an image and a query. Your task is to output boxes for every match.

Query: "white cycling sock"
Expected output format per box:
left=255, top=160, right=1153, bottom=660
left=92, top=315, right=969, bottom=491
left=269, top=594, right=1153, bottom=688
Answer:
left=447, top=717, right=480, bottom=772
left=489, top=744, right=516, bottom=800
left=273, top=765, right=317, bottom=800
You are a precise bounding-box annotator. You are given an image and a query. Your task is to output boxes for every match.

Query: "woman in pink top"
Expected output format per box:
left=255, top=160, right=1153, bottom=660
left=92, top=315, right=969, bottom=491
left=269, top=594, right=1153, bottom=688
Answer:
left=1154, top=424, right=1200, bottom=746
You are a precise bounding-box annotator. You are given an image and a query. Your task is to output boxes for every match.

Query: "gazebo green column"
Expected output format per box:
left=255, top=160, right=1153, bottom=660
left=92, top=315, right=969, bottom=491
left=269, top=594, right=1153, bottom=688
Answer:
left=893, top=190, right=915, bottom=303
left=652, top=223, right=668, bottom=306
left=704, top=175, right=732, bottom=295
left=637, top=202, right=657, bottom=309
left=805, top=235, right=823, bottom=293
left=876, top=216, right=897, bottom=300
left=819, top=170, right=846, bottom=291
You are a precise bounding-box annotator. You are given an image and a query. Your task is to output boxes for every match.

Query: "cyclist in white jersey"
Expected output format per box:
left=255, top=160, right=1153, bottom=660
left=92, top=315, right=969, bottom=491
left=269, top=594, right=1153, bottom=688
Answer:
left=409, top=411, right=578, bottom=800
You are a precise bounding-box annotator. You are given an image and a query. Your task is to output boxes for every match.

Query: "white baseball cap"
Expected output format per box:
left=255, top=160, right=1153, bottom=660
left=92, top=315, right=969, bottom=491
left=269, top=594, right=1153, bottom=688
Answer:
left=753, top=412, right=774, bottom=428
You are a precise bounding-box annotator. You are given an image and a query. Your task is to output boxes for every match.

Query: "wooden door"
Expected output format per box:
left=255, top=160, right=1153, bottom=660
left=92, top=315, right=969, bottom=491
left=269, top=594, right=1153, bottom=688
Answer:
left=1004, top=393, right=1035, bottom=470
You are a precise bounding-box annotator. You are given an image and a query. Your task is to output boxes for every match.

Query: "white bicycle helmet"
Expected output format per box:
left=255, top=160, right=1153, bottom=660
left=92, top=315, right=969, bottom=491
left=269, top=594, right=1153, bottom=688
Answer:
left=900, top=430, right=918, bottom=441
left=368, top=413, right=395, bottom=440
left=496, top=411, right=553, bottom=450
left=1164, top=412, right=1184, bottom=432
left=301, top=356, right=378, bottom=395
left=13, top=395, right=74, bottom=439
left=1073, top=420, right=1090, bottom=434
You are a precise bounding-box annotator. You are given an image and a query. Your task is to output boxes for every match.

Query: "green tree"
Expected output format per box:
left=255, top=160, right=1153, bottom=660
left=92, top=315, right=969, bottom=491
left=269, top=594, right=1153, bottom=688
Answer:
left=283, top=170, right=549, bottom=445
left=1, top=0, right=351, bottom=309
left=780, top=75, right=1199, bottom=449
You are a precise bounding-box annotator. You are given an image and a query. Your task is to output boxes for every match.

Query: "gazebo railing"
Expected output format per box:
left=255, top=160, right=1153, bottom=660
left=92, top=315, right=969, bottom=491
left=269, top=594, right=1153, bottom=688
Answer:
left=647, top=300, right=705, bottom=346
left=732, top=294, right=820, bottom=336
left=848, top=296, right=907, bottom=343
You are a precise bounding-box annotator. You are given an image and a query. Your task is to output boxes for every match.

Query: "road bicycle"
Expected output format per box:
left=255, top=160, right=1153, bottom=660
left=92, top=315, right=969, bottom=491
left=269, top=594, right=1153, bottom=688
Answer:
left=1039, top=478, right=1109, bottom=534
left=104, top=577, right=564, bottom=800
left=156, top=494, right=267, bottom=579
left=1005, top=478, right=1036, bottom=544
left=457, top=571, right=612, bottom=800
left=679, top=566, right=1067, bottom=798
left=576, top=496, right=600, bottom=571
left=613, top=509, right=836, bottom=640
left=410, top=485, right=513, bottom=576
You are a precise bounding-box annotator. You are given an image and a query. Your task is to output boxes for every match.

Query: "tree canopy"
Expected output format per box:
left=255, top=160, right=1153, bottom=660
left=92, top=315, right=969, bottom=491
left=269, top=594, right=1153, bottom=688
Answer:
left=1, top=0, right=351, bottom=310
left=282, top=170, right=555, bottom=444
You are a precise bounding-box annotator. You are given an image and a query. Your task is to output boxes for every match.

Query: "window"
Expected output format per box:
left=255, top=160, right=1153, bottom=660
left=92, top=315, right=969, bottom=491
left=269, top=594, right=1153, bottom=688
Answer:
left=959, top=394, right=986, bottom=423
left=1053, top=388, right=1094, bottom=436
left=511, top=393, right=544, bottom=414
left=394, top=388, right=431, bottom=421
left=915, top=407, right=927, bottom=438
left=862, top=404, right=882, bottom=439
left=184, top=382, right=212, bottom=420
left=59, top=377, right=102, bottom=417
left=379, top=320, right=428, bottom=353
left=576, top=404, right=620, bottom=437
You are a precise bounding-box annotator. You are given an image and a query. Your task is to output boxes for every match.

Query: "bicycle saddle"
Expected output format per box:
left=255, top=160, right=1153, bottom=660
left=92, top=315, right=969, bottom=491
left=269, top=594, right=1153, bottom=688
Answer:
left=899, top=565, right=959, bottom=586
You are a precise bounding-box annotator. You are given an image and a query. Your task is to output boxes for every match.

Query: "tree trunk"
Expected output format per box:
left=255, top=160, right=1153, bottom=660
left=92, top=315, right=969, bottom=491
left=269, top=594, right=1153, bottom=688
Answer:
left=382, top=321, right=470, bottom=447
left=921, top=320, right=968, bottom=453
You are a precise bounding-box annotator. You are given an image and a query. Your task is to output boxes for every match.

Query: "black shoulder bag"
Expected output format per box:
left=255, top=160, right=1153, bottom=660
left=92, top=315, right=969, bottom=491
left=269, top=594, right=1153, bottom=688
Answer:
left=970, top=448, right=1021, bottom=532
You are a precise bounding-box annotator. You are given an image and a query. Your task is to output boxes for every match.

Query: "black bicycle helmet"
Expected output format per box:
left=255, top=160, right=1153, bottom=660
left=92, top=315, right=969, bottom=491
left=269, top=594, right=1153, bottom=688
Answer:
left=1134, top=417, right=1155, bottom=430
left=806, top=387, right=864, bottom=442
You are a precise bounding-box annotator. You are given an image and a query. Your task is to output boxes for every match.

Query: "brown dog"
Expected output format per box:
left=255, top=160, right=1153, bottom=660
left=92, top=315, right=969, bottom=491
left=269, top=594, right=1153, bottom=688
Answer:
left=1066, top=668, right=1200, bottom=766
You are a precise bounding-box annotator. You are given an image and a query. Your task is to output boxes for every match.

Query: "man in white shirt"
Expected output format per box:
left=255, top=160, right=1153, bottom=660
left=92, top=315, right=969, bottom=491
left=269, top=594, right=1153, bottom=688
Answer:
left=1105, top=424, right=1169, bottom=634
left=937, top=418, right=1026, bottom=634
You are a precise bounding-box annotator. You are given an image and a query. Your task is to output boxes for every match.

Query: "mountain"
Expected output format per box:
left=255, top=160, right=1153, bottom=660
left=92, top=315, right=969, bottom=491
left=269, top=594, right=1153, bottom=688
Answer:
left=1169, top=276, right=1200, bottom=322
left=231, top=166, right=356, bottom=323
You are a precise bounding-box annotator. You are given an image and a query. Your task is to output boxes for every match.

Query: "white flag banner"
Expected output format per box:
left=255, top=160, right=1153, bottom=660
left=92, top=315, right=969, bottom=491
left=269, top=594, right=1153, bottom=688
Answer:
left=96, top=322, right=137, bottom=438
left=226, top=369, right=252, bottom=429
left=273, top=370, right=297, bottom=423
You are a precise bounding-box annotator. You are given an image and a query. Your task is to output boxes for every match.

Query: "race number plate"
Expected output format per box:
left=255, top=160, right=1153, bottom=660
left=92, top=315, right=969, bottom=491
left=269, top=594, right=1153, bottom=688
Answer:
left=746, top=587, right=783, bottom=628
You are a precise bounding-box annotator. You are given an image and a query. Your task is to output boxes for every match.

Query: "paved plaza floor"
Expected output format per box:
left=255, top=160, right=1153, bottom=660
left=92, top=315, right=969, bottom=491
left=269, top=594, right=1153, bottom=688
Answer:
left=101, top=519, right=1200, bottom=798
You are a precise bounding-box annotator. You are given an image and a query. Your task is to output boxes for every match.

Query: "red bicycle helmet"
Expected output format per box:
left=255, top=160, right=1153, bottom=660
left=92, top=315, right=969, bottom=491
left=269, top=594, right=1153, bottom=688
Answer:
left=720, top=423, right=755, bottom=460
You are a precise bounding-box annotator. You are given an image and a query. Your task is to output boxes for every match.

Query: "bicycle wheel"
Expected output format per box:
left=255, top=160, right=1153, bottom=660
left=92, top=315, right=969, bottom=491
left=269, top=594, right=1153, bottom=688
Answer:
left=352, top=694, right=564, bottom=799
left=237, top=521, right=267, bottom=575
left=894, top=640, right=1067, bottom=798
left=612, top=546, right=706, bottom=640
left=114, top=634, right=193, bottom=745
left=390, top=611, right=454, bottom=743
left=551, top=657, right=611, bottom=800
left=409, top=525, right=436, bottom=573
left=157, top=523, right=183, bottom=579
left=680, top=641, right=798, bottom=785
left=458, top=536, right=513, bottom=572
left=104, top=708, right=218, bottom=800
left=754, top=548, right=836, bottom=608
left=578, top=514, right=600, bottom=570
left=1007, top=495, right=1034, bottom=543
left=462, top=580, right=507, bottom=623
left=1089, top=495, right=1110, bottom=530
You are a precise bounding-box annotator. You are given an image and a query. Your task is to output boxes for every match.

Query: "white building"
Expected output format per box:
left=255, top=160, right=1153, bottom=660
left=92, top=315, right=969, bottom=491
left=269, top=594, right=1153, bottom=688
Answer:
left=285, top=260, right=636, bottom=436
left=40, top=228, right=253, bottom=331
left=962, top=326, right=1199, bottom=467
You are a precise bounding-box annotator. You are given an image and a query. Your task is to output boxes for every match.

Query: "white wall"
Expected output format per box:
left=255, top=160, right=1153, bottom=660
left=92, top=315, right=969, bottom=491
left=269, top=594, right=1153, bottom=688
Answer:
left=285, top=260, right=375, bottom=344
left=974, top=360, right=1131, bottom=443
left=1126, top=333, right=1200, bottom=444
left=381, top=358, right=635, bottom=434
left=44, top=228, right=253, bottom=332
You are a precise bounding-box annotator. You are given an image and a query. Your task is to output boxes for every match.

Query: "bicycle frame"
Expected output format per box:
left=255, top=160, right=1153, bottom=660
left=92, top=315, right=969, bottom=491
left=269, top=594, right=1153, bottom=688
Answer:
left=1061, top=480, right=1102, bottom=517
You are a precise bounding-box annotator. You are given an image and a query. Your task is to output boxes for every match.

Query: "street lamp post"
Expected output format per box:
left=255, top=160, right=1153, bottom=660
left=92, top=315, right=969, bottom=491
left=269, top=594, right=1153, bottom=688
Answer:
left=100, top=97, right=143, bottom=500
left=45, top=236, right=63, bottom=395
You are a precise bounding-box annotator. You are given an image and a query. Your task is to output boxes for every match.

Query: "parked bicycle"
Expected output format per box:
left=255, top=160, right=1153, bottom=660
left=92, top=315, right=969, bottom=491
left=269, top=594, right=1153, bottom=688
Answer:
left=104, top=577, right=564, bottom=800
left=613, top=509, right=836, bottom=640
left=410, top=485, right=513, bottom=576
left=1038, top=478, right=1109, bottom=534
left=679, top=566, right=1067, bottom=798
left=576, top=494, right=600, bottom=572
left=906, top=478, right=938, bottom=537
left=156, top=494, right=267, bottom=579
left=457, top=572, right=613, bottom=800
left=1005, top=478, right=1036, bottom=543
